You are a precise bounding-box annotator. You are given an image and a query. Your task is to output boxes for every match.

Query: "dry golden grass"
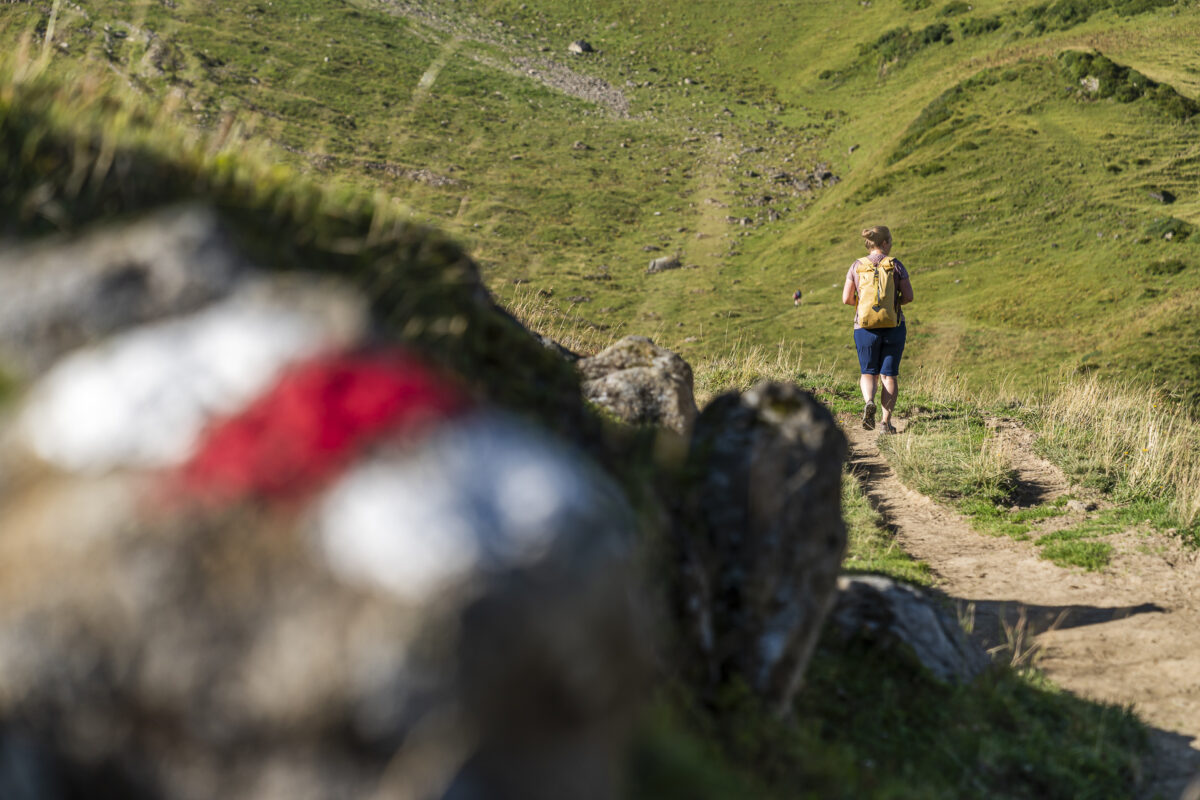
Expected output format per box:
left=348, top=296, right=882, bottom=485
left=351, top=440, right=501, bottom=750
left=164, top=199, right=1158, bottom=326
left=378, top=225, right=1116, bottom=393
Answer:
left=1035, top=375, right=1200, bottom=528
left=690, top=340, right=814, bottom=407
left=501, top=287, right=622, bottom=356
left=879, top=413, right=1016, bottom=507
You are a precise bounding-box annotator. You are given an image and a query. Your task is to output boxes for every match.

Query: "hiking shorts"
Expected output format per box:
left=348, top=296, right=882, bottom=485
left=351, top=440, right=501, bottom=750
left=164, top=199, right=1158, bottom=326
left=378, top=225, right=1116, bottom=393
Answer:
left=854, top=322, right=906, bottom=376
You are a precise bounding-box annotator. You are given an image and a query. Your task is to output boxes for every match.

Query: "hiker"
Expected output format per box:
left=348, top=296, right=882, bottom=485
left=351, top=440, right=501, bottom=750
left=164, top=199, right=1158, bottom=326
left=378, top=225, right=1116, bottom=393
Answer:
left=842, top=225, right=913, bottom=434
left=793, top=288, right=803, bottom=306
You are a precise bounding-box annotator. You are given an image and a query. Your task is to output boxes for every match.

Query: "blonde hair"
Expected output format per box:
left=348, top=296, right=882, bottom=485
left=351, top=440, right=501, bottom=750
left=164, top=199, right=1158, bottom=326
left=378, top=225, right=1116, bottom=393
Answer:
left=862, top=225, right=892, bottom=251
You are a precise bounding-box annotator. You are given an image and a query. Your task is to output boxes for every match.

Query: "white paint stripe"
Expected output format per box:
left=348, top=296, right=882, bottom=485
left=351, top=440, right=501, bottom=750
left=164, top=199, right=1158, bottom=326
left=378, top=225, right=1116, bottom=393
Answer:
left=316, top=416, right=633, bottom=601
left=18, top=278, right=365, bottom=473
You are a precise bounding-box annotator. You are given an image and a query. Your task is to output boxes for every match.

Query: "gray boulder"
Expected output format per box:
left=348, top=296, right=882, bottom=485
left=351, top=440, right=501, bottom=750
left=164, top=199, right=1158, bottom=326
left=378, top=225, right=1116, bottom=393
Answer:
left=578, top=335, right=697, bottom=435
left=646, top=255, right=682, bottom=274
left=830, top=575, right=991, bottom=684
left=674, top=381, right=847, bottom=713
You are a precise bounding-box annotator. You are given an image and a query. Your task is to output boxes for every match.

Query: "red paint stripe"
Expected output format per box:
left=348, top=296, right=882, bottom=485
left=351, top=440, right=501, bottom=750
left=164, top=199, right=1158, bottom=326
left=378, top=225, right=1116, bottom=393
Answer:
left=180, top=351, right=469, bottom=502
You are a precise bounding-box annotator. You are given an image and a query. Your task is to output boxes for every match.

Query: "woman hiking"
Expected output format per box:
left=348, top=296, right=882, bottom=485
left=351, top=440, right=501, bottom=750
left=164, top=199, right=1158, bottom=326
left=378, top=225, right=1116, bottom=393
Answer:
left=842, top=225, right=914, bottom=434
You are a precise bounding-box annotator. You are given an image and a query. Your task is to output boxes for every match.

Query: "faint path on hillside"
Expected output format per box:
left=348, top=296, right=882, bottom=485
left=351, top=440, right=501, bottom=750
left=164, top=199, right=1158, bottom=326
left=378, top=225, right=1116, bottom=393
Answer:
left=683, top=139, right=736, bottom=268
left=844, top=420, right=1200, bottom=800
left=413, top=36, right=462, bottom=96
left=377, top=0, right=633, bottom=117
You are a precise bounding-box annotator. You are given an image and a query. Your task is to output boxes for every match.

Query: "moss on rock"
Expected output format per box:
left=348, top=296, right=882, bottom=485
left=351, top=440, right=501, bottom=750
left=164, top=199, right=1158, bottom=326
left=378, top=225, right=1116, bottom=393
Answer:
left=0, top=69, right=595, bottom=444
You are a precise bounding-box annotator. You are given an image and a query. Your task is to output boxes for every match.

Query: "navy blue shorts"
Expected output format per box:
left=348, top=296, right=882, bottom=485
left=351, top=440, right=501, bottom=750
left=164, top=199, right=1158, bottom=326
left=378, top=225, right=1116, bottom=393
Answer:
left=854, top=322, right=906, bottom=376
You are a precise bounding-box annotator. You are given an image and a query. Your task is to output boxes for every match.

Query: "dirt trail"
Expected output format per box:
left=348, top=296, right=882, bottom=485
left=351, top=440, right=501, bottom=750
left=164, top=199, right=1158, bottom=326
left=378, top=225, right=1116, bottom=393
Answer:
left=986, top=416, right=1076, bottom=506
left=844, top=419, right=1200, bottom=800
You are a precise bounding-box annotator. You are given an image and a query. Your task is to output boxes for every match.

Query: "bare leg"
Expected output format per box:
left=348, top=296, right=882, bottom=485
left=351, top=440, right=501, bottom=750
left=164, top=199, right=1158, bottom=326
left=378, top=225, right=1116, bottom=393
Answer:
left=860, top=373, right=878, bottom=404
left=880, top=375, right=898, bottom=424
left=859, top=374, right=878, bottom=429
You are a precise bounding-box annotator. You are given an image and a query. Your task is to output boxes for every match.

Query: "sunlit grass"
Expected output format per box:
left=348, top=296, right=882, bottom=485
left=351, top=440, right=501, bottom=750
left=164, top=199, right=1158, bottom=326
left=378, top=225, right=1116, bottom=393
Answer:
left=1031, top=375, right=1200, bottom=539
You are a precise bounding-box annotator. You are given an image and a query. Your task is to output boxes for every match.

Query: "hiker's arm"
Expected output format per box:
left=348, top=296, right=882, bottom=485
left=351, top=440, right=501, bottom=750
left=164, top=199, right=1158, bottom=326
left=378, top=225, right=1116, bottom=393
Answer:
left=897, top=266, right=914, bottom=305
left=842, top=274, right=857, bottom=306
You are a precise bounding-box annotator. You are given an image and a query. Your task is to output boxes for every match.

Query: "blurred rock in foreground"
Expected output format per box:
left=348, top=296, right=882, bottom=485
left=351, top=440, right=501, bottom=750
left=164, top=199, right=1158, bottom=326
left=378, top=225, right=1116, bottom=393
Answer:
left=674, top=381, right=847, bottom=713
left=0, top=204, right=649, bottom=800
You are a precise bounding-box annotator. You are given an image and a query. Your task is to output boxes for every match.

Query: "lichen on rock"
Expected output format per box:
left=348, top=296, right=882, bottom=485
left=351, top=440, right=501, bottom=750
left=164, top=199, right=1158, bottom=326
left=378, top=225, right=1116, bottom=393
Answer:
left=673, top=381, right=847, bottom=714
left=578, top=335, right=698, bottom=436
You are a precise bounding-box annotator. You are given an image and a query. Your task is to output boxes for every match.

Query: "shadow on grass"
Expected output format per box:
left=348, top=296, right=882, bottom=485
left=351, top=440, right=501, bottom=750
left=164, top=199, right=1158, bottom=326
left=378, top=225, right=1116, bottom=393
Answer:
left=961, top=598, right=1166, bottom=652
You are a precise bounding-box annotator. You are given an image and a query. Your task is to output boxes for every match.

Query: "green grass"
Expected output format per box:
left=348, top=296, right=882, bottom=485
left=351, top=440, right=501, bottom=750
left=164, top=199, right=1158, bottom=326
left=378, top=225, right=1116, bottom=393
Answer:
left=1037, top=537, right=1116, bottom=570
left=843, top=472, right=935, bottom=586
left=960, top=498, right=1067, bottom=540
left=1030, top=501, right=1171, bottom=568
left=3, top=0, right=1199, bottom=409
left=631, top=638, right=1146, bottom=800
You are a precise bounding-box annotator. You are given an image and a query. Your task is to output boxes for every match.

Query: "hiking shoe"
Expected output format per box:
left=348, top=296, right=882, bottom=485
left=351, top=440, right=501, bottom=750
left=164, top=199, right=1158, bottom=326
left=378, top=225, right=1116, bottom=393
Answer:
left=862, top=402, right=876, bottom=431
left=880, top=421, right=898, bottom=435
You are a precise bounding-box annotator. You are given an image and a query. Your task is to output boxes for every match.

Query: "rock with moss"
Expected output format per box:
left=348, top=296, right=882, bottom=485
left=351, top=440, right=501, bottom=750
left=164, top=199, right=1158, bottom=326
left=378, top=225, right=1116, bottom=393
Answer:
left=0, top=74, right=595, bottom=444
left=0, top=80, right=651, bottom=800
left=0, top=400, right=649, bottom=800
left=673, top=381, right=847, bottom=714
left=0, top=253, right=650, bottom=800
left=578, top=335, right=698, bottom=435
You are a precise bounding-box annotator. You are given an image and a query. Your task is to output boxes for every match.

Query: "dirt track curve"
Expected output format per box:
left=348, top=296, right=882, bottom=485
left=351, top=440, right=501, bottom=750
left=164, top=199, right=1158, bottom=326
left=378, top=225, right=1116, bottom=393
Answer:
left=844, top=419, right=1200, bottom=800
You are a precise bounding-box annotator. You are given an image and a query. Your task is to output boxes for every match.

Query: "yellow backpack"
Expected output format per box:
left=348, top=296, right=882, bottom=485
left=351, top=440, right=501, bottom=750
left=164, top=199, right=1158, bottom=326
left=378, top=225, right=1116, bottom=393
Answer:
left=855, top=257, right=900, bottom=329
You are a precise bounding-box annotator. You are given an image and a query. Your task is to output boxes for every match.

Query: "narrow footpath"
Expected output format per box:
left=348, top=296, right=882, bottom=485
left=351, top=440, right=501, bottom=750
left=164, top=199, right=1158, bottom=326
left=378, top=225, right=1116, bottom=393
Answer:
left=844, top=420, right=1200, bottom=800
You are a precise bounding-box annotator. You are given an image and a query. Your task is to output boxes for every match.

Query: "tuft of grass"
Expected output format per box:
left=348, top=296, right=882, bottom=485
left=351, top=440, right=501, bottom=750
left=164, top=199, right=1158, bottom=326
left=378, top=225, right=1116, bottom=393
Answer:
left=689, top=341, right=816, bottom=406
left=937, top=1, right=972, bottom=17
left=1032, top=376, right=1200, bottom=537
left=502, top=285, right=622, bottom=356
left=879, top=413, right=1018, bottom=509
left=861, top=23, right=954, bottom=71
left=1144, top=217, right=1195, bottom=242
left=1030, top=501, right=1173, bottom=570
left=960, top=15, right=1004, bottom=36
left=1145, top=257, right=1190, bottom=275
left=1060, top=50, right=1200, bottom=120
left=958, top=499, right=1066, bottom=540
left=1037, top=538, right=1115, bottom=570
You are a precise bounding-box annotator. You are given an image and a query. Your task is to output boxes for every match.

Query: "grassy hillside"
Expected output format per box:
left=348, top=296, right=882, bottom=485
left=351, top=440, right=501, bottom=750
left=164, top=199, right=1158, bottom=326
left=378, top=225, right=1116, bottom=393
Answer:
left=4, top=0, right=1198, bottom=404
